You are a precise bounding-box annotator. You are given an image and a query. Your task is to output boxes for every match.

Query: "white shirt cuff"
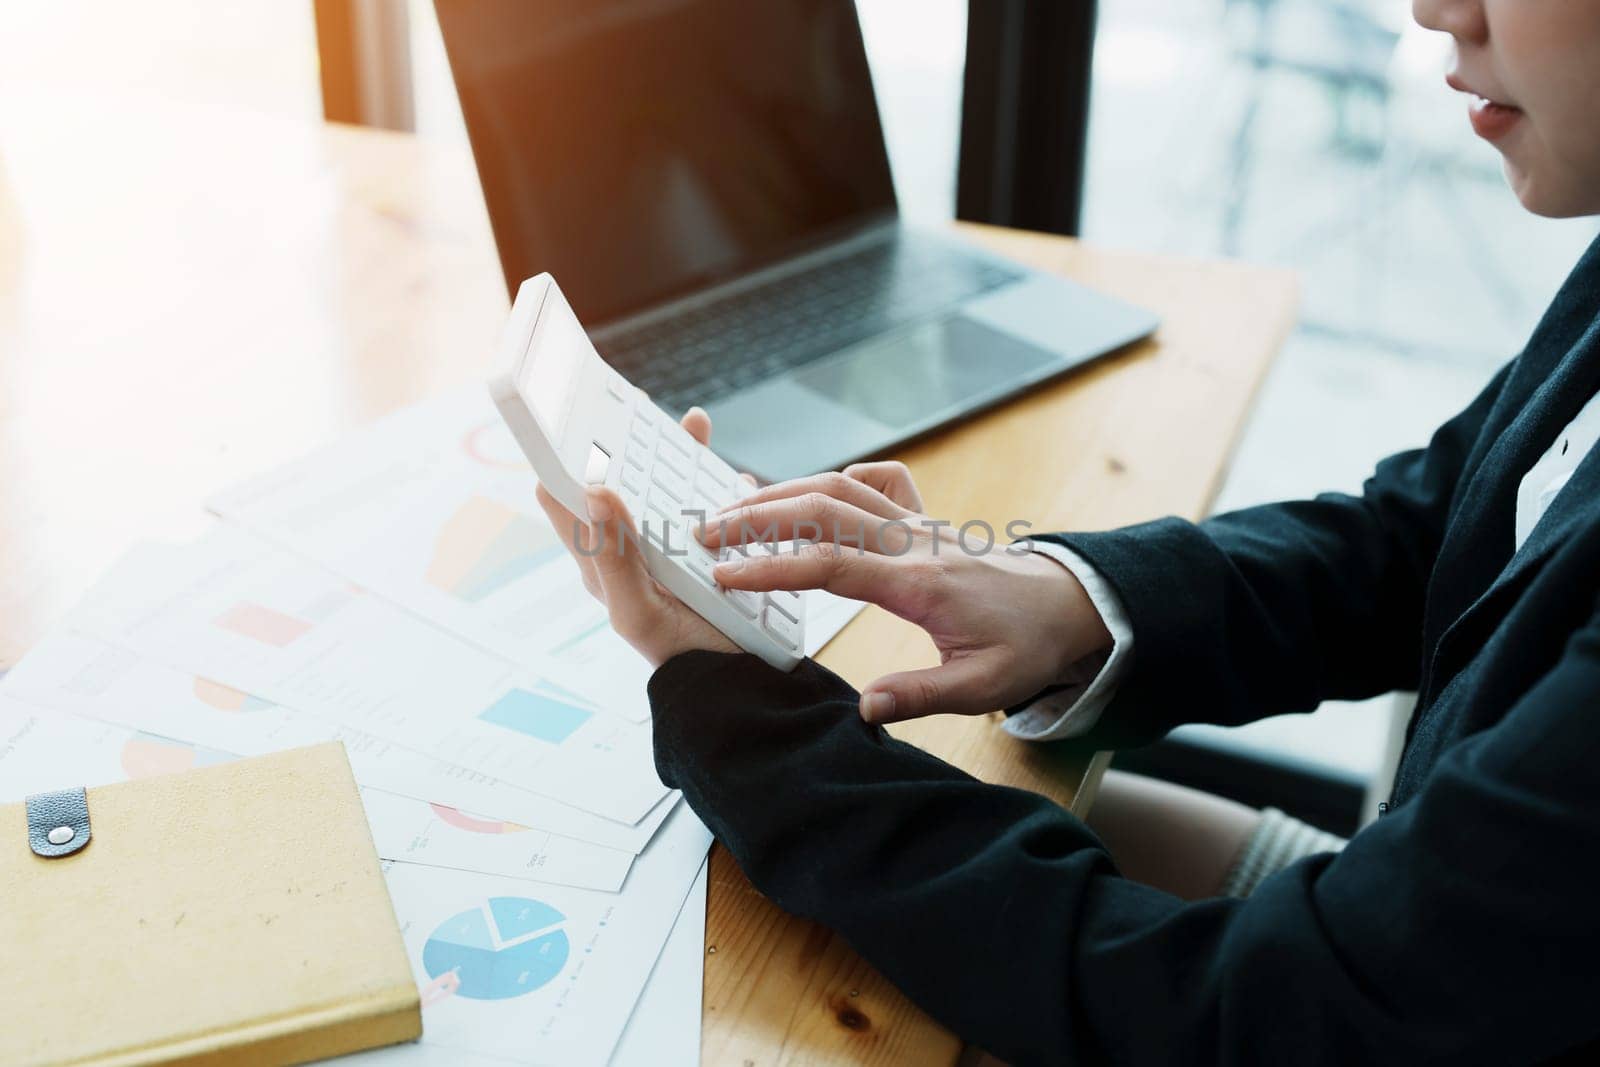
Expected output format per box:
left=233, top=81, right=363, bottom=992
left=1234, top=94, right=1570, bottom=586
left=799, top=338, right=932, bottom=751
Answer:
left=1001, top=542, right=1134, bottom=743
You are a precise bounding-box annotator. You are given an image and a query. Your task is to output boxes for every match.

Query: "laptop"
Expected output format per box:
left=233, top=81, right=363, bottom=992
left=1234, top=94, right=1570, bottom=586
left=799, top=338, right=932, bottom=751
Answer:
left=437, top=0, right=1158, bottom=483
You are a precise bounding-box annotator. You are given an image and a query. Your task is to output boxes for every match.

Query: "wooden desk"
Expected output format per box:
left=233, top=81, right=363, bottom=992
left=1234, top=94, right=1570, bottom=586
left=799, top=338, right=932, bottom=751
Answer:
left=0, top=96, right=1297, bottom=1063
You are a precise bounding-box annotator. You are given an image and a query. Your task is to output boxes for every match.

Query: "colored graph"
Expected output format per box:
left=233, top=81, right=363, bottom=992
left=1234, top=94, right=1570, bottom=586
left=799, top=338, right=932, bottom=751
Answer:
left=429, top=803, right=531, bottom=835
left=214, top=601, right=313, bottom=647
left=461, top=421, right=531, bottom=470
left=425, top=496, right=561, bottom=603
left=192, top=677, right=274, bottom=713
left=478, top=687, right=593, bottom=744
left=121, top=731, right=233, bottom=780
left=422, top=897, right=570, bottom=1001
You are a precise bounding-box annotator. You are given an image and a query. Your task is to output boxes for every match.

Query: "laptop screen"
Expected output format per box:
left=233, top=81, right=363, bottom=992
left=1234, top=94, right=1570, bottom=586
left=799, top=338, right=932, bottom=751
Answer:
left=437, top=0, right=898, bottom=326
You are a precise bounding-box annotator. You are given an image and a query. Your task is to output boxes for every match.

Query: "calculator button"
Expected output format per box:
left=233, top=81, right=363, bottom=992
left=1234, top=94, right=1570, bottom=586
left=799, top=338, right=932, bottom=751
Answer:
left=696, top=476, right=737, bottom=512
left=682, top=544, right=719, bottom=586
left=651, top=464, right=692, bottom=504
left=620, top=464, right=646, bottom=495
left=583, top=443, right=612, bottom=486
left=761, top=603, right=802, bottom=647
left=765, top=589, right=801, bottom=624
left=675, top=503, right=711, bottom=535
left=667, top=522, right=696, bottom=554
left=625, top=445, right=649, bottom=472
left=655, top=442, right=693, bottom=480
left=606, top=377, right=631, bottom=403
left=660, top=422, right=697, bottom=458
left=661, top=500, right=705, bottom=539
left=698, top=451, right=743, bottom=491
left=645, top=499, right=675, bottom=537
left=645, top=489, right=678, bottom=524
left=725, top=586, right=762, bottom=619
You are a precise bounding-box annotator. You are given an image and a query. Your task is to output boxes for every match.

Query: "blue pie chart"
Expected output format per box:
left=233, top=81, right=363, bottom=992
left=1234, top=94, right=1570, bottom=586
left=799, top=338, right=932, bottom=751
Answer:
left=422, top=897, right=571, bottom=1000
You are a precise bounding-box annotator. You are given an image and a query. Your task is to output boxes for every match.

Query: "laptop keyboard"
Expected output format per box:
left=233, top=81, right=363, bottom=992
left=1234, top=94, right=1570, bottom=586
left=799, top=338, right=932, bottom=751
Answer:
left=594, top=235, right=1021, bottom=413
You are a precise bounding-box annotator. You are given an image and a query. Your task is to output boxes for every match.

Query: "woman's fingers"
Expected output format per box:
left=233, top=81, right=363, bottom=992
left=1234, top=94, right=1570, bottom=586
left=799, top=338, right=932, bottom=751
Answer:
left=680, top=406, right=712, bottom=447
left=721, top=469, right=911, bottom=522
left=859, top=651, right=1005, bottom=723
left=842, top=460, right=925, bottom=513
left=702, top=492, right=914, bottom=554
left=713, top=539, right=900, bottom=602
left=536, top=483, right=602, bottom=598
left=582, top=487, right=659, bottom=641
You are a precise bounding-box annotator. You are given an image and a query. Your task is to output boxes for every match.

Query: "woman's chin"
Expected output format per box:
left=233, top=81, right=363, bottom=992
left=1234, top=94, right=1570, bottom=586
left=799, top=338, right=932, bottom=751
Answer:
left=1505, top=158, right=1600, bottom=219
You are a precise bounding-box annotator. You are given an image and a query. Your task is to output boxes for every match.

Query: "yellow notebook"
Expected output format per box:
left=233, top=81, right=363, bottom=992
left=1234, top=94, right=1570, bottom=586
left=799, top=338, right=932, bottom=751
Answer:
left=0, top=742, right=421, bottom=1066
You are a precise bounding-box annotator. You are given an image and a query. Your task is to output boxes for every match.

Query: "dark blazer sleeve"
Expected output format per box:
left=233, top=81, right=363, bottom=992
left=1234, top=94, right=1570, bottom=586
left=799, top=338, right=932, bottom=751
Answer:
left=1034, top=361, right=1514, bottom=748
left=651, top=640, right=1600, bottom=1066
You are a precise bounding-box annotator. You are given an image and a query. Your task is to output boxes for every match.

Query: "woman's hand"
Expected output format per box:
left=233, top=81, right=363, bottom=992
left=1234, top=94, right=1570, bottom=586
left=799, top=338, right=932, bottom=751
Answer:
left=535, top=407, right=741, bottom=669
left=699, top=462, right=1113, bottom=724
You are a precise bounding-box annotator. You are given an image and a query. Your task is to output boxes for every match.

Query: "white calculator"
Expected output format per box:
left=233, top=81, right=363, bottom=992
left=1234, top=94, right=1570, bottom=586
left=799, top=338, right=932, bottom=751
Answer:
left=489, top=274, right=806, bottom=671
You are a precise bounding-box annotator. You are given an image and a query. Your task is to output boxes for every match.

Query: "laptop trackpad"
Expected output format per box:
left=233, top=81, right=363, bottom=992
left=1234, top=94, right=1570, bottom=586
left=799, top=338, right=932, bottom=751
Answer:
left=704, top=316, right=1059, bottom=482
left=704, top=378, right=893, bottom=483
left=791, top=315, right=1058, bottom=430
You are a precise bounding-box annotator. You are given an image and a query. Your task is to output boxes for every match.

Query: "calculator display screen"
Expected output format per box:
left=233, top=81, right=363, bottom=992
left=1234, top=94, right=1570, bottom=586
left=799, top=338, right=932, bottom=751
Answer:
left=525, top=298, right=586, bottom=439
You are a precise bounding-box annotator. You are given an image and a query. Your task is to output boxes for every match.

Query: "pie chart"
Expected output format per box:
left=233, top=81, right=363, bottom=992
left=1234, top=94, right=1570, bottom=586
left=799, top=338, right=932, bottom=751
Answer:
left=422, top=897, right=570, bottom=1001
left=425, top=496, right=561, bottom=603
left=429, top=803, right=530, bottom=835
left=192, top=677, right=275, bottom=713
left=121, top=731, right=234, bottom=780
left=462, top=421, right=530, bottom=471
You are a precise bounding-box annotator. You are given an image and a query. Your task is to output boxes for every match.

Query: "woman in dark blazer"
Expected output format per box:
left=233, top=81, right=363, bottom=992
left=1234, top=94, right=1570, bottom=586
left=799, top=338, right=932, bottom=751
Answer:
left=539, top=0, right=1600, bottom=1061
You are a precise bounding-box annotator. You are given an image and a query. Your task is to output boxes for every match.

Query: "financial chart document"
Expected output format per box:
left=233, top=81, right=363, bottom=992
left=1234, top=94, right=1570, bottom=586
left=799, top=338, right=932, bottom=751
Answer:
left=209, top=392, right=632, bottom=698
left=5, top=629, right=673, bottom=853
left=0, top=693, right=644, bottom=892
left=66, top=527, right=667, bottom=824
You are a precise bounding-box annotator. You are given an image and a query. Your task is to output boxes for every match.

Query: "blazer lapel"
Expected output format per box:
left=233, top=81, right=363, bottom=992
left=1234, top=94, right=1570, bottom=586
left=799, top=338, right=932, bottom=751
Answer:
left=1424, top=313, right=1600, bottom=700
left=1421, top=240, right=1600, bottom=645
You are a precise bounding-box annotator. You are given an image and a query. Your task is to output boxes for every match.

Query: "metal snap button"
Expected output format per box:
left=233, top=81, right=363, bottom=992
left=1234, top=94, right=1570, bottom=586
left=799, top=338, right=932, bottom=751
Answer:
left=47, top=825, right=75, bottom=846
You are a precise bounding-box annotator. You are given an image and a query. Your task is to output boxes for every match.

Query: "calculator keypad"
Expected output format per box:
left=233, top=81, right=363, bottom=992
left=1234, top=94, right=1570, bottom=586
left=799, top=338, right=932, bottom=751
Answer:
left=616, top=404, right=800, bottom=652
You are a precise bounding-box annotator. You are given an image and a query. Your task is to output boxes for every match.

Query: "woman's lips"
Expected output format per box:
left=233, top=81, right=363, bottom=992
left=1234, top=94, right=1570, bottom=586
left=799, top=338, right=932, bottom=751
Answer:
left=1446, top=74, right=1523, bottom=142
left=1467, top=94, right=1523, bottom=141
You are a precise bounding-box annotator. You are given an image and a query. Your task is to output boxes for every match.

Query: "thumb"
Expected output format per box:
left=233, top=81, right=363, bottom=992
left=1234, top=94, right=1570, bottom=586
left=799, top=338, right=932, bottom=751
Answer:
left=859, top=653, right=1001, bottom=724
left=680, top=405, right=712, bottom=447
left=584, top=486, right=658, bottom=639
